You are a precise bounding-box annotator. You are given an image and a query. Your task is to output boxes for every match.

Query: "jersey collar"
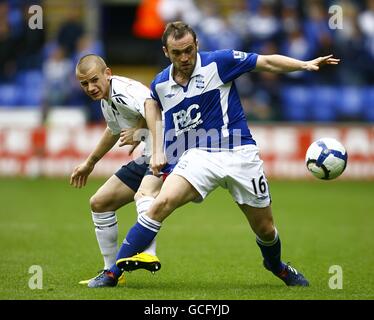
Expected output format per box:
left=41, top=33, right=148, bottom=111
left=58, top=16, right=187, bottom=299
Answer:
left=169, top=53, right=202, bottom=87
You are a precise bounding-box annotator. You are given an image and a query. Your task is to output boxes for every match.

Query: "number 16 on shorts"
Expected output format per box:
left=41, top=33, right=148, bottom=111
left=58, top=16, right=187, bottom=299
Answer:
left=251, top=175, right=267, bottom=195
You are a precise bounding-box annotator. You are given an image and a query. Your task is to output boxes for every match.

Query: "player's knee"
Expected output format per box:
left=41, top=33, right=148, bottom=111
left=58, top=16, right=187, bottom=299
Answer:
left=90, top=194, right=110, bottom=212
left=134, top=190, right=146, bottom=202
left=134, top=188, right=159, bottom=202
left=256, top=224, right=276, bottom=241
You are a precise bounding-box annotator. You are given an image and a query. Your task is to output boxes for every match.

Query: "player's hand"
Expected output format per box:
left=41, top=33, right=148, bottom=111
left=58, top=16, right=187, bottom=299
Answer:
left=119, top=128, right=137, bottom=147
left=70, top=161, right=95, bottom=188
left=150, top=152, right=167, bottom=176
left=304, top=54, right=340, bottom=71
left=119, top=127, right=144, bottom=155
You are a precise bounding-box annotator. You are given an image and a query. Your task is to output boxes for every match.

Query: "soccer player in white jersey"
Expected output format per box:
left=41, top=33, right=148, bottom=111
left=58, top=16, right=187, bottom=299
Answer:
left=91, top=22, right=340, bottom=288
left=71, top=54, right=162, bottom=287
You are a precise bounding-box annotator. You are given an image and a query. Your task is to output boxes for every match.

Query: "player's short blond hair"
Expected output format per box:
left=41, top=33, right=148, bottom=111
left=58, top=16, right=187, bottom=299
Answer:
left=75, top=54, right=107, bottom=75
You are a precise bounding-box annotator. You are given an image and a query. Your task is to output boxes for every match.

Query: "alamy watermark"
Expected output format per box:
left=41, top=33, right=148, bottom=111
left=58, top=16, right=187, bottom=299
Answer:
left=329, top=5, right=343, bottom=30
left=28, top=265, right=43, bottom=289
left=132, top=125, right=244, bottom=166
left=28, top=5, right=43, bottom=30
left=328, top=265, right=343, bottom=289
left=27, top=4, right=342, bottom=31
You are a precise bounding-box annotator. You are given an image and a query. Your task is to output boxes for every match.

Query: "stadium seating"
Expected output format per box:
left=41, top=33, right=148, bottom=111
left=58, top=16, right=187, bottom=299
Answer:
left=280, top=86, right=311, bottom=122
left=280, top=86, right=374, bottom=123
left=362, top=87, right=374, bottom=122
left=336, top=87, right=364, bottom=121
left=0, top=84, right=20, bottom=106
left=15, top=70, right=44, bottom=107
left=0, top=70, right=43, bottom=107
left=309, top=86, right=337, bottom=122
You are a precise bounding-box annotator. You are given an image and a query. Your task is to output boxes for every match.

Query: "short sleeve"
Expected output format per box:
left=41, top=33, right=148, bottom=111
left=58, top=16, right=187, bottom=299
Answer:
left=215, top=49, right=258, bottom=83
left=150, top=79, right=162, bottom=108
left=125, top=82, right=151, bottom=118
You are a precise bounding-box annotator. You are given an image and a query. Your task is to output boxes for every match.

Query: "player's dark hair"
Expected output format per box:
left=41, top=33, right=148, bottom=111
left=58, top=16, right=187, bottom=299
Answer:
left=162, top=21, right=197, bottom=48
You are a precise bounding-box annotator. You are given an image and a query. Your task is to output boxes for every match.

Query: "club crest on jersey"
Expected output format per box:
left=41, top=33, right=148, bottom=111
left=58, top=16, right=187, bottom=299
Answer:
left=195, top=75, right=205, bottom=89
left=233, top=50, right=248, bottom=61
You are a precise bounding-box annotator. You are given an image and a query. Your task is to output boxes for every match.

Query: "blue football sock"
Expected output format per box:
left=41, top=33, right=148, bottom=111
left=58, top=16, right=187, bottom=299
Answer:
left=116, top=215, right=161, bottom=261
left=256, top=229, right=284, bottom=274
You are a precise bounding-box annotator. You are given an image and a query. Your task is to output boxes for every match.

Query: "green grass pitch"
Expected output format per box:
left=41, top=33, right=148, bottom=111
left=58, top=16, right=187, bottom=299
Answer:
left=0, top=177, right=373, bottom=300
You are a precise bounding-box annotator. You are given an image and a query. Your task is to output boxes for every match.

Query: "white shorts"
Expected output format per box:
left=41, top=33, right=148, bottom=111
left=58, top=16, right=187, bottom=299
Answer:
left=170, top=145, right=271, bottom=208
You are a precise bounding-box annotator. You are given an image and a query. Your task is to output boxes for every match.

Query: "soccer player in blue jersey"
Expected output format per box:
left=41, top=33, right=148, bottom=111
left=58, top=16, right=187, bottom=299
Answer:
left=89, top=22, right=340, bottom=288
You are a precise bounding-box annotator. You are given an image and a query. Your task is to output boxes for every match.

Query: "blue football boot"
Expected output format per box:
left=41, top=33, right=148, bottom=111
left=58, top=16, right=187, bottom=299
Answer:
left=263, top=260, right=310, bottom=287
left=87, top=270, right=120, bottom=288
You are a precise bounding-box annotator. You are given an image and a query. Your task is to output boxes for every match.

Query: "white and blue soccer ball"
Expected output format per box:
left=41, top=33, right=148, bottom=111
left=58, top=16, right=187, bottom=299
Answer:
left=305, top=137, right=348, bottom=180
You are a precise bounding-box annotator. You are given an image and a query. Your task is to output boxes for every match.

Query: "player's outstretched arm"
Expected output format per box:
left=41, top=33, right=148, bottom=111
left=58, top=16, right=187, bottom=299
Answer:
left=70, top=127, right=119, bottom=188
left=254, top=54, right=340, bottom=73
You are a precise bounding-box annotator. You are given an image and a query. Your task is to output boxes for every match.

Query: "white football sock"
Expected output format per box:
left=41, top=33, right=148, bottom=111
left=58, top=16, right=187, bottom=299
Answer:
left=92, top=211, right=118, bottom=270
left=136, top=196, right=157, bottom=256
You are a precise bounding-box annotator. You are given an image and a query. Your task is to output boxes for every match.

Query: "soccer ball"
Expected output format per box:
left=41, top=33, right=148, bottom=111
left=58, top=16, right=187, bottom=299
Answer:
left=305, top=137, right=348, bottom=180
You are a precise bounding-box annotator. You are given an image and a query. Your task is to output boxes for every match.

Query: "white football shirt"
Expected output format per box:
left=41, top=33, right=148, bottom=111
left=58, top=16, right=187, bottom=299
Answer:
left=101, top=75, right=151, bottom=156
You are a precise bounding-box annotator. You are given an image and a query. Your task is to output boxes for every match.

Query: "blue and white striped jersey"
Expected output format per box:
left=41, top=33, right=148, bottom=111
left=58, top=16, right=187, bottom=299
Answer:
left=150, top=49, right=258, bottom=165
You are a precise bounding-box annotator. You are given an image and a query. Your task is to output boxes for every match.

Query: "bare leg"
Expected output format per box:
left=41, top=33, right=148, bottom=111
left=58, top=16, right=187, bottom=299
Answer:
left=90, top=175, right=135, bottom=212
left=147, top=174, right=201, bottom=222
left=237, top=203, right=283, bottom=274
left=237, top=203, right=276, bottom=241
left=116, top=174, right=200, bottom=265
left=134, top=174, right=163, bottom=201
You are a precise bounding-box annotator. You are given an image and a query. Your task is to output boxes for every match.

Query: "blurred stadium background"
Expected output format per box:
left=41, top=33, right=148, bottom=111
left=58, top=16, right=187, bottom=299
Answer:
left=0, top=0, right=373, bottom=179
